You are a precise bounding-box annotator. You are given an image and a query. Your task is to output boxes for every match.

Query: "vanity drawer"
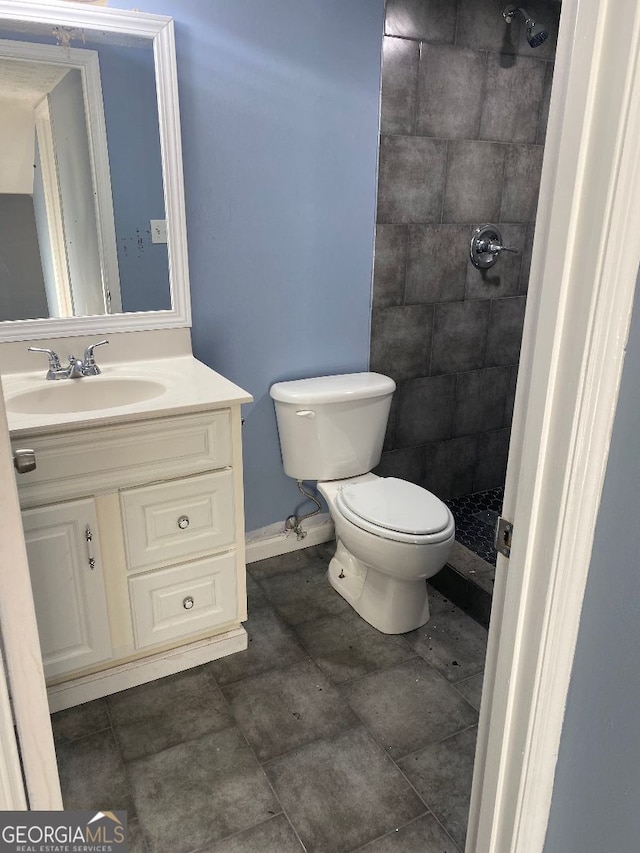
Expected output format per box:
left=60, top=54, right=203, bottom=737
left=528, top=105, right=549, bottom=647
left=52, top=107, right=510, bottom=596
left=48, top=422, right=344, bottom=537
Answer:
left=129, top=551, right=237, bottom=649
left=121, top=470, right=235, bottom=571
left=13, top=410, right=232, bottom=507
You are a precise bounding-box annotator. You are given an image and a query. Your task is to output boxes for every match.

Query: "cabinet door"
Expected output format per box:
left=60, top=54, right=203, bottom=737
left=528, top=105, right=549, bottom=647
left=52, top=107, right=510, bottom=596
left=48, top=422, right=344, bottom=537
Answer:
left=22, top=499, right=112, bottom=680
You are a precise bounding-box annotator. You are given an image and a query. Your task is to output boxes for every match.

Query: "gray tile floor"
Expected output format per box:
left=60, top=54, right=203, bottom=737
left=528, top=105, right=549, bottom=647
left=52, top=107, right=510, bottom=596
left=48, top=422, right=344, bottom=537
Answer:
left=52, top=543, right=487, bottom=853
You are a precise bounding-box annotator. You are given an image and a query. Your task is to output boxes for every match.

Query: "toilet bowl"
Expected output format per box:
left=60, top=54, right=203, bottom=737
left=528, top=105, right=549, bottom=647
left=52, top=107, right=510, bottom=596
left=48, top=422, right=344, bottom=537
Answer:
left=269, top=372, right=455, bottom=634
left=319, top=474, right=454, bottom=634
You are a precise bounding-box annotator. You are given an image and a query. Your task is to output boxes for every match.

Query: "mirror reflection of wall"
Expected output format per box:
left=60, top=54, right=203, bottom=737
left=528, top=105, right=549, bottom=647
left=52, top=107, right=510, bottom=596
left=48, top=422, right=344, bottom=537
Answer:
left=0, top=29, right=171, bottom=322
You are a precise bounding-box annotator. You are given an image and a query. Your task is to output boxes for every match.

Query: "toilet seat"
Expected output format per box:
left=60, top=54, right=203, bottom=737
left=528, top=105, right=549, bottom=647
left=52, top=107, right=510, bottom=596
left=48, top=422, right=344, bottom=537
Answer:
left=335, top=477, right=454, bottom=545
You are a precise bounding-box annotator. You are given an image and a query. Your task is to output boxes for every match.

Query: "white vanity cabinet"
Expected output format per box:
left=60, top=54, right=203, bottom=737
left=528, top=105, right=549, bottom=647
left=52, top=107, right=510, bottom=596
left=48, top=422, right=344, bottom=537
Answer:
left=11, top=398, right=249, bottom=711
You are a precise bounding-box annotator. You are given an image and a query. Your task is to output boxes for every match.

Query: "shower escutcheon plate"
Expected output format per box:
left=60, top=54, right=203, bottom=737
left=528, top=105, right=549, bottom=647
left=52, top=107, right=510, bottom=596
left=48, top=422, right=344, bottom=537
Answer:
left=470, top=224, right=520, bottom=269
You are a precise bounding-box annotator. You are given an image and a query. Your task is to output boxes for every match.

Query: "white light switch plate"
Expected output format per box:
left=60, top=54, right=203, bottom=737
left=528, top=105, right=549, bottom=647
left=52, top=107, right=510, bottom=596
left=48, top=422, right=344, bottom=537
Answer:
left=150, top=219, right=167, bottom=244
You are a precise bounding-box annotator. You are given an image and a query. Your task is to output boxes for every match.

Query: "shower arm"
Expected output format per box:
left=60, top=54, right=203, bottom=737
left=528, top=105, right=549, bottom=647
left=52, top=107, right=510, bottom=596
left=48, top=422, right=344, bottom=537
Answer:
left=503, top=6, right=533, bottom=26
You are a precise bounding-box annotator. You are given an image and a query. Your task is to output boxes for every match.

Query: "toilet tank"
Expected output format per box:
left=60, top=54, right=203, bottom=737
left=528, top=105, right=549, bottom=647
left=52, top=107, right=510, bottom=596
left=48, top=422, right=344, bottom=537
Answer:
left=270, top=372, right=396, bottom=481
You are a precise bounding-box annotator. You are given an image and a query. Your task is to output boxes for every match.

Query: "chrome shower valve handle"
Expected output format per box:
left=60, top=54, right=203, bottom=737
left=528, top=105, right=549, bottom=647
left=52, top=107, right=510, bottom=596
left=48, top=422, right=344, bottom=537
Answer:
left=470, top=224, right=520, bottom=269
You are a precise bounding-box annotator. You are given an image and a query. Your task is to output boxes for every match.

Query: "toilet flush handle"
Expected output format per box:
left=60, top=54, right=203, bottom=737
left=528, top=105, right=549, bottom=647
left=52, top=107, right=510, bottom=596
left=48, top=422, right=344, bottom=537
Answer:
left=296, top=410, right=316, bottom=419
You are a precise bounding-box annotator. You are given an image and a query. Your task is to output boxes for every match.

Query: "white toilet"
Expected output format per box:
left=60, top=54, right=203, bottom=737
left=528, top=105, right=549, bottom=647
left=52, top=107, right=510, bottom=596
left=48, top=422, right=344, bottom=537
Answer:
left=270, top=372, right=455, bottom=634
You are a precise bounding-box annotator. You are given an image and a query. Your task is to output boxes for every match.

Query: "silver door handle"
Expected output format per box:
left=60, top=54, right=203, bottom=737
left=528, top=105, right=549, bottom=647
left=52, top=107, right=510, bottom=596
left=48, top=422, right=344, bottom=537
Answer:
left=13, top=449, right=36, bottom=474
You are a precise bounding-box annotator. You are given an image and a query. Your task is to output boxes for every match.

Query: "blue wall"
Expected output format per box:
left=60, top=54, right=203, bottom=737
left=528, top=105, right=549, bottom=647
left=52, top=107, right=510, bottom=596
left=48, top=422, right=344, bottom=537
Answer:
left=133, top=0, right=384, bottom=530
left=96, top=43, right=170, bottom=313
left=543, top=271, right=640, bottom=852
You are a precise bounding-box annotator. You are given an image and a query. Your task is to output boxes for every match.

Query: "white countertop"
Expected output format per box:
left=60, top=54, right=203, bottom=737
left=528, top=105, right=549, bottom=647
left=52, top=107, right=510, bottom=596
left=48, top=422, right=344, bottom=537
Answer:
left=2, top=356, right=252, bottom=437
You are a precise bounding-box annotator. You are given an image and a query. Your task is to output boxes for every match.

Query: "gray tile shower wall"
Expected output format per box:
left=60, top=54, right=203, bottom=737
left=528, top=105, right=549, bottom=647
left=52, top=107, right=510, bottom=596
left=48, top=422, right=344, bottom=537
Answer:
left=371, top=0, right=560, bottom=498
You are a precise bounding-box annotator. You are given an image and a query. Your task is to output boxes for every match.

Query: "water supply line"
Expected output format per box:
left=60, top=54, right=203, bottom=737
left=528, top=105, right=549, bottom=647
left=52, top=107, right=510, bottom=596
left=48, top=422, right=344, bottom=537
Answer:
left=285, top=480, right=321, bottom=540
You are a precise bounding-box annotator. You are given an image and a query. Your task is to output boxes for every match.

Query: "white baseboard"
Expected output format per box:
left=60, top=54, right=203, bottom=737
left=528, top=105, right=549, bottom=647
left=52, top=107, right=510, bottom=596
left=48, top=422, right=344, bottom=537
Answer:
left=245, top=513, right=335, bottom=564
left=47, top=627, right=247, bottom=712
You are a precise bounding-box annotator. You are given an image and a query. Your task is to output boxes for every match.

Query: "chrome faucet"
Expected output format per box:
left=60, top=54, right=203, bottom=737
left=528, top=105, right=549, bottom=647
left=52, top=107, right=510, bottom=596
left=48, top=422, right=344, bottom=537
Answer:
left=28, top=340, right=109, bottom=380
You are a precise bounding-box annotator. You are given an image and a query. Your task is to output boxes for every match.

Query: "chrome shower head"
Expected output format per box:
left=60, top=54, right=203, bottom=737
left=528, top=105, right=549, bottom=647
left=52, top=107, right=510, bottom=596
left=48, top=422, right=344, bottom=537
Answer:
left=503, top=5, right=549, bottom=48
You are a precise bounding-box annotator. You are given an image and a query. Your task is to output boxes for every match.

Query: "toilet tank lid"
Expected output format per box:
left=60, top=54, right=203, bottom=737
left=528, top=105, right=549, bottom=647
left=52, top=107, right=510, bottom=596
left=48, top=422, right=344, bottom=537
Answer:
left=270, top=372, right=396, bottom=404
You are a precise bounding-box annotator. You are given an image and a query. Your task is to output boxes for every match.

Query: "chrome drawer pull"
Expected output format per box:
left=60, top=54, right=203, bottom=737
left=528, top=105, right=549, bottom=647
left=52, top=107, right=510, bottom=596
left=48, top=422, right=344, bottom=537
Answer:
left=183, top=596, right=194, bottom=610
left=177, top=515, right=190, bottom=530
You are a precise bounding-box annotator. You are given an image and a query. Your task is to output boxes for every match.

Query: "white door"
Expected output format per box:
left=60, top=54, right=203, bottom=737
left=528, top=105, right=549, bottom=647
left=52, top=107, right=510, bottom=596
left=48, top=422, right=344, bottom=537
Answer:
left=0, top=375, right=62, bottom=808
left=22, top=498, right=112, bottom=679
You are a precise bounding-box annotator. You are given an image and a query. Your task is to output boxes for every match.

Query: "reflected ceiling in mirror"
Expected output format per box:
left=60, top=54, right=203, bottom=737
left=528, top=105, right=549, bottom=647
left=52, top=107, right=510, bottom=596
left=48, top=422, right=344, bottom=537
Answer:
left=0, top=2, right=190, bottom=342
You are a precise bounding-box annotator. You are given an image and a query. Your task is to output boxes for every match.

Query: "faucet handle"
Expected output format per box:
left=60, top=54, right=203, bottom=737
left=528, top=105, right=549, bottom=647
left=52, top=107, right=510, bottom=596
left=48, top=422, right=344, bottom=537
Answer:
left=28, top=346, right=62, bottom=380
left=82, top=339, right=109, bottom=375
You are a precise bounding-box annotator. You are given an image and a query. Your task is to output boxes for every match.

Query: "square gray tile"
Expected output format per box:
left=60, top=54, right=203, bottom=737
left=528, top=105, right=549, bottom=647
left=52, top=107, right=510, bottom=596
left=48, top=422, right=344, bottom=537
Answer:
left=422, top=435, right=478, bottom=500
left=258, top=563, right=350, bottom=626
left=386, top=0, right=457, bottom=42
left=127, top=727, right=279, bottom=853
left=341, top=658, right=478, bottom=759
left=465, top=224, right=525, bottom=301
left=199, top=814, right=304, bottom=853
left=108, top=667, right=232, bottom=762
left=127, top=820, right=148, bottom=853
left=454, top=366, right=513, bottom=436
left=405, top=602, right=488, bottom=683
left=443, top=141, right=506, bottom=223
left=381, top=37, right=419, bottom=136
left=246, top=572, right=273, bottom=614
left=405, top=224, right=469, bottom=305
left=56, top=730, right=134, bottom=813
left=456, top=0, right=518, bottom=54
left=370, top=305, right=434, bottom=383
left=485, top=296, right=527, bottom=367
left=504, top=365, right=519, bottom=424
left=51, top=698, right=110, bottom=744
left=293, top=609, right=416, bottom=684
left=431, top=300, right=491, bottom=375
left=357, top=812, right=461, bottom=853
left=453, top=673, right=485, bottom=712
left=374, top=445, right=425, bottom=485
left=384, top=391, right=399, bottom=451
left=265, top=726, right=426, bottom=853
left=373, top=224, right=408, bottom=308
left=473, top=428, right=511, bottom=491
left=417, top=44, right=485, bottom=139
left=209, top=608, right=308, bottom=686
left=377, top=136, right=447, bottom=224
left=480, top=53, right=547, bottom=143
left=398, top=726, right=478, bottom=849
left=222, top=659, right=357, bottom=762
left=519, top=222, right=536, bottom=293
left=500, top=144, right=544, bottom=221
left=537, top=61, right=555, bottom=144
left=396, top=375, right=457, bottom=447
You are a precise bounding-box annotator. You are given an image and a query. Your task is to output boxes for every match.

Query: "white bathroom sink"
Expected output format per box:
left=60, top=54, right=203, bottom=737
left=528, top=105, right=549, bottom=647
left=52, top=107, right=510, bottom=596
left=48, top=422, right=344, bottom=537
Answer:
left=5, top=377, right=167, bottom=415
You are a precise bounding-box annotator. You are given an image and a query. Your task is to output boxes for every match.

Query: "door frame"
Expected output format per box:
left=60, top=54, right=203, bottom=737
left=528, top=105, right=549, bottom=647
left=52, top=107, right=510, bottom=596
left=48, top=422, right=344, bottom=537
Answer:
left=467, top=0, right=640, bottom=851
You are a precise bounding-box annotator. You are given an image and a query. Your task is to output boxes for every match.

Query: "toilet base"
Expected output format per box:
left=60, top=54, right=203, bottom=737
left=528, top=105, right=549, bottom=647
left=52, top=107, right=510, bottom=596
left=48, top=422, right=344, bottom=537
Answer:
left=327, top=539, right=431, bottom=634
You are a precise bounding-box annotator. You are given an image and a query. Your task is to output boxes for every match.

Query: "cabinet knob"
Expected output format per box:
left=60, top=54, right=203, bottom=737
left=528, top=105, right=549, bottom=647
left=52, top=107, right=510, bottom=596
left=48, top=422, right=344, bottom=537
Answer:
left=177, top=515, right=190, bottom=530
left=183, top=596, right=194, bottom=610
left=13, top=448, right=36, bottom=474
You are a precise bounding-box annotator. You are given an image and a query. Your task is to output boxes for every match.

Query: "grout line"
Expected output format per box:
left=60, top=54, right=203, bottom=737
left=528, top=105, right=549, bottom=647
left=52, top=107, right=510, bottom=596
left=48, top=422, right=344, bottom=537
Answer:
left=348, top=809, right=437, bottom=853
left=396, top=720, right=479, bottom=766
left=259, top=720, right=364, bottom=771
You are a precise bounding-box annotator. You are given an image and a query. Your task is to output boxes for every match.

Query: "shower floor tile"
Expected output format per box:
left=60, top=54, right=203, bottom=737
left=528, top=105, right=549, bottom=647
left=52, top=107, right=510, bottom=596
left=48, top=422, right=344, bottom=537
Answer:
left=446, top=487, right=504, bottom=566
left=52, top=544, right=484, bottom=853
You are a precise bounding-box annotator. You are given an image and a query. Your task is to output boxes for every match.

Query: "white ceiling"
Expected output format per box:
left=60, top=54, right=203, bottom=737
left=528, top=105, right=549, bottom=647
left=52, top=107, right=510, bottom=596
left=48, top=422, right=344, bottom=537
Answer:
left=0, top=58, right=68, bottom=106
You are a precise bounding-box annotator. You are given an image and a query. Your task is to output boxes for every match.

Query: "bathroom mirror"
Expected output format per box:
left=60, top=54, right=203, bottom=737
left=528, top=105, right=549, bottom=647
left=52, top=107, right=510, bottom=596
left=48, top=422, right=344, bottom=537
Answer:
left=0, top=1, right=190, bottom=342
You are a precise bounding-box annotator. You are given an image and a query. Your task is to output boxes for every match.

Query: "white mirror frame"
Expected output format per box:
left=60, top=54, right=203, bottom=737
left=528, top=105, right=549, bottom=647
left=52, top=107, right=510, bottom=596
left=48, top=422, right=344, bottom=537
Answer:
left=0, top=0, right=191, bottom=342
